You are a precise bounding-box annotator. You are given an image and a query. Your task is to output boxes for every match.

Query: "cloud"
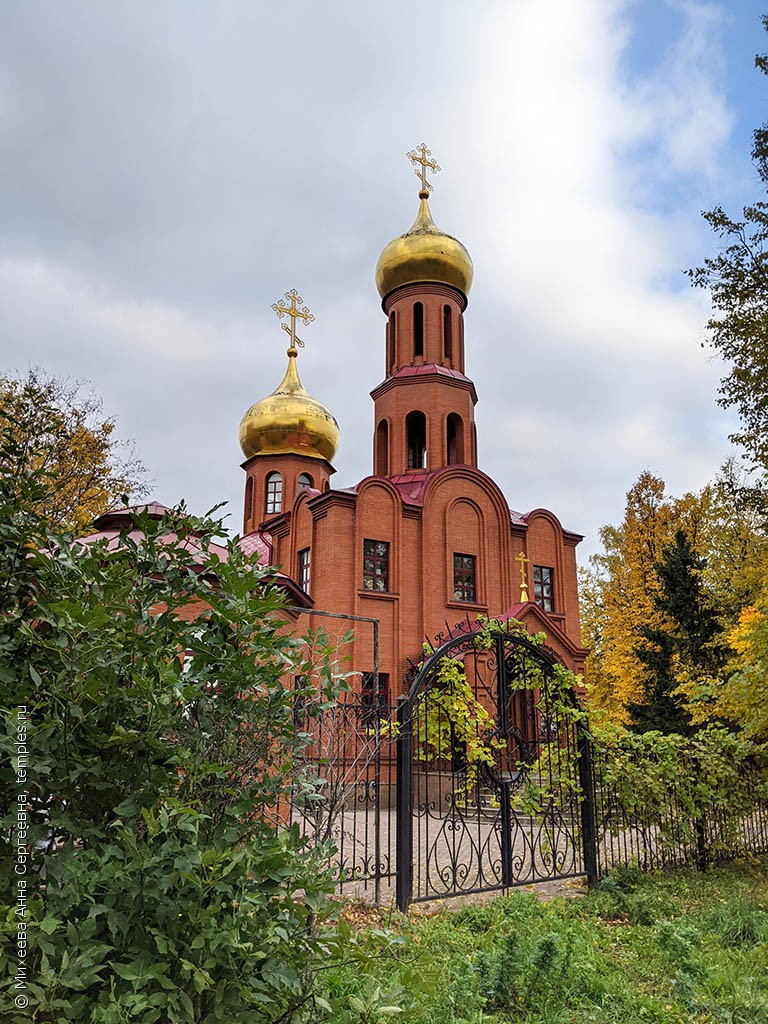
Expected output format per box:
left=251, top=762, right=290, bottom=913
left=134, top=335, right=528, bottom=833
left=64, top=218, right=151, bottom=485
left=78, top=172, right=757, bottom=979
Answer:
left=0, top=0, right=746, bottom=560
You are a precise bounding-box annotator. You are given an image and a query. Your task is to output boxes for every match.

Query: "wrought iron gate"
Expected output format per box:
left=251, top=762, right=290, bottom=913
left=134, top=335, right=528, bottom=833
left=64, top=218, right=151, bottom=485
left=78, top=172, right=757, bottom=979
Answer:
left=395, top=627, right=596, bottom=910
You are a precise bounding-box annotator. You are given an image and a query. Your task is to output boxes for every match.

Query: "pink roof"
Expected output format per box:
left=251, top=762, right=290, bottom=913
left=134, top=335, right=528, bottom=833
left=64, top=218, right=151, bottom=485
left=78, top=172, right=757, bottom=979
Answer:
left=238, top=530, right=272, bottom=565
left=386, top=471, right=439, bottom=505
left=389, top=363, right=472, bottom=383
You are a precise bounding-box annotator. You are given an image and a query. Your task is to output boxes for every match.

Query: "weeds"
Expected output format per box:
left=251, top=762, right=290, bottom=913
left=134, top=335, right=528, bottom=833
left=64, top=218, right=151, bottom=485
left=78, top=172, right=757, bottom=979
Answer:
left=319, top=858, right=768, bottom=1024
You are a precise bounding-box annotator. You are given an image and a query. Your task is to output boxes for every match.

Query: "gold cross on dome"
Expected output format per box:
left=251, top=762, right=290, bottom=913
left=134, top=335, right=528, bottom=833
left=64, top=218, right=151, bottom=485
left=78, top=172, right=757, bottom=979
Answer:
left=407, top=143, right=441, bottom=195
left=515, top=552, right=530, bottom=603
left=271, top=289, right=315, bottom=354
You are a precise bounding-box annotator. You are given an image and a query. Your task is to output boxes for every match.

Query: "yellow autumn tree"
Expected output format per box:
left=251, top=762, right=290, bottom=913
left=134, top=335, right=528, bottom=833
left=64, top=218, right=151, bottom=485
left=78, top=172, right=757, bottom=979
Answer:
left=582, top=473, right=676, bottom=720
left=583, top=465, right=768, bottom=726
left=717, top=600, right=768, bottom=743
left=0, top=369, right=147, bottom=533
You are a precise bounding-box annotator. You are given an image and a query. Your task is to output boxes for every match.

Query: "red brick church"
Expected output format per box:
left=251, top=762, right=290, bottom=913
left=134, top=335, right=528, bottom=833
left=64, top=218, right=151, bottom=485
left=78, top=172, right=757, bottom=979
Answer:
left=238, top=146, right=587, bottom=700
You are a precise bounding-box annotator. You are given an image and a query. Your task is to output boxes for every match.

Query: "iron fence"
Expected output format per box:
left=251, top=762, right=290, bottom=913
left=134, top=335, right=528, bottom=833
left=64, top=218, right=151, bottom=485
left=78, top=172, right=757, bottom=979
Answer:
left=279, top=691, right=768, bottom=907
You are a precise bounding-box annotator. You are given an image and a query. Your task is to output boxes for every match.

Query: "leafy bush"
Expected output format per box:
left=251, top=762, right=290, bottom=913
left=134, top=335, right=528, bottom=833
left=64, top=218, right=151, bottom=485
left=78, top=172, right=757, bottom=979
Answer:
left=0, top=413, right=341, bottom=1021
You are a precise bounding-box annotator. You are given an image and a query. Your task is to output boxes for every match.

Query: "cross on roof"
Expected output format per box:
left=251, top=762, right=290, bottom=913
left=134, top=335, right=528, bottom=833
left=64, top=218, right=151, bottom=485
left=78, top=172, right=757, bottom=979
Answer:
left=515, top=551, right=530, bottom=603
left=271, top=289, right=315, bottom=354
left=407, top=143, right=441, bottom=196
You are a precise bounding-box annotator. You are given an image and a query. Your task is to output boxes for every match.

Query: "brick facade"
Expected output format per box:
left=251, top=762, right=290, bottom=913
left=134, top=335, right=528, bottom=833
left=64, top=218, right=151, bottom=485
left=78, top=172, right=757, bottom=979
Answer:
left=240, top=255, right=588, bottom=690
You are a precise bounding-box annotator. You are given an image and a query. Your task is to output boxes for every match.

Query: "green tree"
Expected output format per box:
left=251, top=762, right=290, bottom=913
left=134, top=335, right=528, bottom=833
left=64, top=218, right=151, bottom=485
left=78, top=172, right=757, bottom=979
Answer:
left=0, top=368, right=147, bottom=532
left=688, top=16, right=768, bottom=474
left=628, top=530, right=725, bottom=734
left=0, top=399, right=340, bottom=1022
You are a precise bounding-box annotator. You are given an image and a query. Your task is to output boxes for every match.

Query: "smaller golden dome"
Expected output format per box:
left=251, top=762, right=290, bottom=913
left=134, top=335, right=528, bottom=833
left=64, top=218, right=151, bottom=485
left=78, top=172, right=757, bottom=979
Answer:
left=375, top=192, right=474, bottom=298
left=239, top=352, right=339, bottom=463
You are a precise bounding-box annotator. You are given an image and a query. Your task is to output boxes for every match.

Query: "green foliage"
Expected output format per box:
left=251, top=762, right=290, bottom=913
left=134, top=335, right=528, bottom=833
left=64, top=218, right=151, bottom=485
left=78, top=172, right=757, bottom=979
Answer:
left=0, top=398, right=340, bottom=1021
left=629, top=530, right=725, bottom=735
left=413, top=653, right=502, bottom=792
left=0, top=368, right=147, bottom=532
left=319, top=860, right=768, bottom=1024
left=688, top=16, right=768, bottom=475
left=590, top=721, right=766, bottom=859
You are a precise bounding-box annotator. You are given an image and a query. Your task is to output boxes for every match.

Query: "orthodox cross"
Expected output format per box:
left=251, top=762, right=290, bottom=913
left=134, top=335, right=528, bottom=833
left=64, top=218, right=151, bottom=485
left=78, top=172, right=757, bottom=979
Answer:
left=515, top=551, right=530, bottom=603
left=272, top=289, right=314, bottom=354
left=407, top=143, right=441, bottom=195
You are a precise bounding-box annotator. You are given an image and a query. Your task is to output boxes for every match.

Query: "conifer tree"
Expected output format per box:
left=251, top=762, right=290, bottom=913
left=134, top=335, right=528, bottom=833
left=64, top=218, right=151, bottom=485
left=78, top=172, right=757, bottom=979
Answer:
left=628, top=530, right=725, bottom=735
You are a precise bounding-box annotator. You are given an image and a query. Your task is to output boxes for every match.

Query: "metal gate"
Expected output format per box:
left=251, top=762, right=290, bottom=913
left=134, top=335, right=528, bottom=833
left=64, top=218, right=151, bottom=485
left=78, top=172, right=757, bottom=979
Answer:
left=395, top=627, right=596, bottom=910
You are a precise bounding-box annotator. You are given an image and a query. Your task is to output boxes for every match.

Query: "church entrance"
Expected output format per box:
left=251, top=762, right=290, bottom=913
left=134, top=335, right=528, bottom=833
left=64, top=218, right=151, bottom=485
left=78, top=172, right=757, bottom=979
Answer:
left=395, top=626, right=596, bottom=911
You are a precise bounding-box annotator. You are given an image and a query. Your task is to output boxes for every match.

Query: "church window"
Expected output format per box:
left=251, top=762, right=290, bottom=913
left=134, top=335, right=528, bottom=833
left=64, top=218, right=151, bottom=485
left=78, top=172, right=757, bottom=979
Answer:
left=388, top=311, right=396, bottom=372
left=363, top=539, right=390, bottom=592
left=361, top=671, right=390, bottom=724
left=443, top=305, right=452, bottom=360
left=533, top=565, right=554, bottom=612
left=447, top=414, right=464, bottom=464
left=453, top=553, right=476, bottom=602
left=245, top=477, right=254, bottom=523
left=376, top=419, right=389, bottom=475
left=297, top=472, right=313, bottom=492
left=298, top=547, right=311, bottom=594
left=265, top=472, right=282, bottom=515
left=406, top=411, right=427, bottom=469
left=413, top=302, right=424, bottom=358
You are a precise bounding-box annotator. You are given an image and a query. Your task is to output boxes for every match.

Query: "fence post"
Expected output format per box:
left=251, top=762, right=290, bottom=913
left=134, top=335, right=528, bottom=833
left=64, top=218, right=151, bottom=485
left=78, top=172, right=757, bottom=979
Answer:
left=577, top=721, right=598, bottom=887
left=499, top=780, right=513, bottom=888
left=395, top=695, right=413, bottom=913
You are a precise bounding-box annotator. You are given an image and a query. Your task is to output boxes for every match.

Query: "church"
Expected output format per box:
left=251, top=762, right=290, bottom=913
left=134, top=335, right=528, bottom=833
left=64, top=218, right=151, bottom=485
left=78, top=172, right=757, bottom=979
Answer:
left=236, top=145, right=588, bottom=704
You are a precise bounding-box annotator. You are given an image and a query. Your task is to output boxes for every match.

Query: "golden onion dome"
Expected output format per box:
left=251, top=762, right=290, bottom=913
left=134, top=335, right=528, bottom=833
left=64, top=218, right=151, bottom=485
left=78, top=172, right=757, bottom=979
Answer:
left=239, top=350, right=339, bottom=463
left=375, top=190, right=474, bottom=299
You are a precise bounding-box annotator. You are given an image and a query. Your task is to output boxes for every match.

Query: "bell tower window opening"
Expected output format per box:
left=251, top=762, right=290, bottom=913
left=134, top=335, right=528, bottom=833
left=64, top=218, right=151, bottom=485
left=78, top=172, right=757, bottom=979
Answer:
left=298, top=548, right=311, bottom=594
left=447, top=413, right=464, bottom=465
left=443, top=305, right=452, bottom=360
left=265, top=472, right=283, bottom=515
left=388, top=311, right=396, bottom=373
left=376, top=419, right=389, bottom=475
left=413, top=302, right=424, bottom=359
left=297, top=472, right=313, bottom=492
left=453, top=553, right=477, bottom=603
left=245, top=477, right=254, bottom=523
left=406, top=411, right=427, bottom=469
left=533, top=565, right=554, bottom=612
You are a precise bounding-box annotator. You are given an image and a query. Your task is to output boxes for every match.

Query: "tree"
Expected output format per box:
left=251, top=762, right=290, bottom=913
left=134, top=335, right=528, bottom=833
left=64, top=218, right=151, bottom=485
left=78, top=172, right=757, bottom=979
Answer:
left=0, top=398, right=340, bottom=1022
left=0, top=369, right=147, bottom=532
left=628, top=530, right=725, bottom=734
left=688, top=16, right=768, bottom=475
left=581, top=472, right=685, bottom=720
left=581, top=469, right=762, bottom=724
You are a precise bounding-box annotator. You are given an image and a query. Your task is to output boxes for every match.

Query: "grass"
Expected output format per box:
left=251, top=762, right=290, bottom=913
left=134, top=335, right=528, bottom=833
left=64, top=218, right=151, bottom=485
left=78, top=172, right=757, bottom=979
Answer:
left=318, top=858, right=768, bottom=1023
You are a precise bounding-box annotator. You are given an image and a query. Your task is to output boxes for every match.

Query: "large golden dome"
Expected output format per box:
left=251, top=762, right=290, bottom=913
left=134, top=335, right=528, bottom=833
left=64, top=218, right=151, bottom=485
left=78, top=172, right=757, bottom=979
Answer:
left=239, top=351, right=339, bottom=463
left=375, top=191, right=474, bottom=299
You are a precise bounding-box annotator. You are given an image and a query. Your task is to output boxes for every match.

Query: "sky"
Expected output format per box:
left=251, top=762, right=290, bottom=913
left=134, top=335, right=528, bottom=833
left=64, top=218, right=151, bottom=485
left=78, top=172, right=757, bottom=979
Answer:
left=1, top=0, right=765, bottom=562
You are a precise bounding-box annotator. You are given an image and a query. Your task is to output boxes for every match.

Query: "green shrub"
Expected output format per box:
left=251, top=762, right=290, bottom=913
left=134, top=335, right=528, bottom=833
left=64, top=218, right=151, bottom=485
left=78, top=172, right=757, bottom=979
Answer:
left=0, top=414, right=342, bottom=1022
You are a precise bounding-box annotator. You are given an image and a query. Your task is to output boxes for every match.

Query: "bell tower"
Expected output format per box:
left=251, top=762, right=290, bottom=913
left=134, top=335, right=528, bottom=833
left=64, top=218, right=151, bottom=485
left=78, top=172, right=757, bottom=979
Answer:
left=370, top=145, right=478, bottom=477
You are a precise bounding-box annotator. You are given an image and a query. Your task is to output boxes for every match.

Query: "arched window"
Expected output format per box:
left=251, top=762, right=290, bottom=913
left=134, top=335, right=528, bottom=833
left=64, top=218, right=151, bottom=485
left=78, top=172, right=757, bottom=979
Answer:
left=443, top=305, right=452, bottom=360
left=406, top=411, right=427, bottom=470
left=447, top=414, right=464, bottom=465
left=376, top=419, right=389, bottom=475
left=265, top=472, right=282, bottom=515
left=413, top=302, right=424, bottom=359
left=297, top=472, right=314, bottom=492
left=245, top=477, right=254, bottom=523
